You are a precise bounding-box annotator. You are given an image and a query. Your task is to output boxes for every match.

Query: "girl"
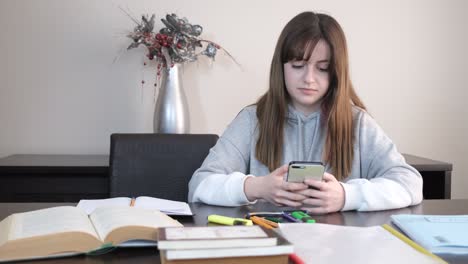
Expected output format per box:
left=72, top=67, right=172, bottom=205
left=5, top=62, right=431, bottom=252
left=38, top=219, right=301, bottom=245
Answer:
left=188, top=11, right=422, bottom=214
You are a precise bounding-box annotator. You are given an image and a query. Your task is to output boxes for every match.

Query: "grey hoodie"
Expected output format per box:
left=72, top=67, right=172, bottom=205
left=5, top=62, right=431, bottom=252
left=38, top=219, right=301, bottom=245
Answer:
left=188, top=105, right=423, bottom=211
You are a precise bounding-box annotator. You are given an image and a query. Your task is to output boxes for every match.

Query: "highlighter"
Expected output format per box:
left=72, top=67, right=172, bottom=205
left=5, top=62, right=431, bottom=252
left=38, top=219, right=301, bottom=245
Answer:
left=208, top=214, right=253, bottom=226
left=291, top=211, right=316, bottom=223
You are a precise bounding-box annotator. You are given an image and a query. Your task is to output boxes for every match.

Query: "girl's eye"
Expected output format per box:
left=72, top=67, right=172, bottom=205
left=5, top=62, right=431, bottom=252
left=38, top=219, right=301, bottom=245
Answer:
left=292, top=64, right=304, bottom=69
left=317, top=63, right=329, bottom=72
left=291, top=61, right=306, bottom=69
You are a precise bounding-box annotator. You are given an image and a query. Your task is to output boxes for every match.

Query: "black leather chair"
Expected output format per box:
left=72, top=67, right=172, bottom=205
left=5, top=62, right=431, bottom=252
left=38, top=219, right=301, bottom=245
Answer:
left=109, top=133, right=218, bottom=202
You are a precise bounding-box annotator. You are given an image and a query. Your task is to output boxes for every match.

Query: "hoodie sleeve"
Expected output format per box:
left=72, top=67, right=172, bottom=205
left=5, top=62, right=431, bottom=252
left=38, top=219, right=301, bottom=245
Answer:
left=188, top=108, right=256, bottom=206
left=341, top=112, right=423, bottom=211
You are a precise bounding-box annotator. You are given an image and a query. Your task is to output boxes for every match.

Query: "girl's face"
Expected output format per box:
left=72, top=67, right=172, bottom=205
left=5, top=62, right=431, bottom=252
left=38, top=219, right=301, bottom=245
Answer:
left=283, top=39, right=331, bottom=115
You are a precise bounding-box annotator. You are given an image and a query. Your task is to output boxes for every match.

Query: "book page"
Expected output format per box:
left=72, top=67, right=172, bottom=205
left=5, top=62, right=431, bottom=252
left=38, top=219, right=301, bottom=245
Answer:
left=89, top=206, right=182, bottom=243
left=165, top=226, right=268, bottom=240
left=278, top=223, right=439, bottom=264
left=0, top=215, right=13, bottom=246
left=118, top=240, right=157, bottom=247
left=77, top=197, right=131, bottom=214
left=135, top=196, right=193, bottom=215
left=9, top=206, right=98, bottom=240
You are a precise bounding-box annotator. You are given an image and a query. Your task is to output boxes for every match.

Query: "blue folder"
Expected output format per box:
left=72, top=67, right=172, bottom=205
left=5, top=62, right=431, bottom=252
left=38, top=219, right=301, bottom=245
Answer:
left=391, top=214, right=468, bottom=255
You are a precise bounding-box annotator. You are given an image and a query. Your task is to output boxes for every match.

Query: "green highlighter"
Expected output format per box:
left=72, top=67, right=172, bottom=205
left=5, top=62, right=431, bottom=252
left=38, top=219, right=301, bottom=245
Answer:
left=291, top=211, right=316, bottom=223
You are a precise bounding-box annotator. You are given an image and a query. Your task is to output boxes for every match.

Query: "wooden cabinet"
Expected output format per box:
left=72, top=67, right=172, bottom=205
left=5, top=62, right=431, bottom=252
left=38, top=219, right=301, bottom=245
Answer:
left=402, top=154, right=452, bottom=199
left=0, top=154, right=452, bottom=202
left=0, top=155, right=109, bottom=202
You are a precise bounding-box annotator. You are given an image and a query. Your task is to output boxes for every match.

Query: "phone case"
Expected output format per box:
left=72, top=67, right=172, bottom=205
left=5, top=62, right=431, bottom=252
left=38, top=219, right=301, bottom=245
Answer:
left=287, top=161, right=324, bottom=182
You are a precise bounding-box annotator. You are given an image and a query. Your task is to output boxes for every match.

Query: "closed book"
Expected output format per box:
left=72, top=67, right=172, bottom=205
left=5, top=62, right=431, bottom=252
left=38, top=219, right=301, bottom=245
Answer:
left=161, top=228, right=293, bottom=261
left=391, top=214, right=468, bottom=255
left=158, top=225, right=277, bottom=250
left=160, top=250, right=288, bottom=264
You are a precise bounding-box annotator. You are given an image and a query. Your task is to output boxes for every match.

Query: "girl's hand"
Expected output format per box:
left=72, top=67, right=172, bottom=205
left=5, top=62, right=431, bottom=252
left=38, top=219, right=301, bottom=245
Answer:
left=244, top=164, right=308, bottom=207
left=297, top=172, right=345, bottom=214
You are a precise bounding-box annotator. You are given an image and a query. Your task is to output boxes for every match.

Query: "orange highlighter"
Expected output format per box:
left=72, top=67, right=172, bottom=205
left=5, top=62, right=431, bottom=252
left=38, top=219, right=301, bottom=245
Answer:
left=250, top=216, right=278, bottom=229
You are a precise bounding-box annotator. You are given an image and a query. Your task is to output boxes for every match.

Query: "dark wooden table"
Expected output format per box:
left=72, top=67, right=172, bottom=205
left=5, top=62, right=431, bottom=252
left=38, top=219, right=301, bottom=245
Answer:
left=0, top=153, right=453, bottom=202
left=1, top=199, right=467, bottom=264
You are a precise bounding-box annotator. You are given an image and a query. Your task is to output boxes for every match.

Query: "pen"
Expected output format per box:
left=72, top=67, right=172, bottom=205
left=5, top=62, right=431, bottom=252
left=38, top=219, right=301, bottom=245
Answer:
left=250, top=216, right=279, bottom=228
left=265, top=216, right=282, bottom=223
left=250, top=216, right=275, bottom=229
left=289, top=253, right=306, bottom=264
left=246, top=212, right=283, bottom=218
left=130, top=197, right=136, bottom=207
left=257, top=217, right=279, bottom=228
left=208, top=215, right=253, bottom=226
left=291, top=211, right=316, bottom=223
left=282, top=212, right=300, bottom=222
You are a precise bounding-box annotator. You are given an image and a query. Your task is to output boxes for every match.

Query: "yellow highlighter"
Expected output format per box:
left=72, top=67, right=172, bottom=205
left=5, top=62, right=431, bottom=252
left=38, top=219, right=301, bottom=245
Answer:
left=208, top=214, right=253, bottom=226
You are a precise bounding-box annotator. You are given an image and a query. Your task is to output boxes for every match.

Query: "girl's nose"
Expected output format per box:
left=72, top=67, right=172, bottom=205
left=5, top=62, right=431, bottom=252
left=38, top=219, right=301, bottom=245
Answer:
left=303, top=66, right=315, bottom=84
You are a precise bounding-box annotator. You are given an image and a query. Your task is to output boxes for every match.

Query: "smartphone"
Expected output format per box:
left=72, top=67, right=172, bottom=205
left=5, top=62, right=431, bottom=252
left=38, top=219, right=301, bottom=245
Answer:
left=286, top=161, right=324, bottom=183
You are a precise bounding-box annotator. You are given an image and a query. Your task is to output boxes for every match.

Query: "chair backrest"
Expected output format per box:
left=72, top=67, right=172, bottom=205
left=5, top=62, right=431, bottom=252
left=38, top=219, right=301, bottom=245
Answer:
left=109, top=133, right=218, bottom=202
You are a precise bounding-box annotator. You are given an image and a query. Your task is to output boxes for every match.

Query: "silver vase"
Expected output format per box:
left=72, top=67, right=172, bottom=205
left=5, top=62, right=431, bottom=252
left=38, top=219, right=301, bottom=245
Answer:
left=153, top=64, right=190, bottom=133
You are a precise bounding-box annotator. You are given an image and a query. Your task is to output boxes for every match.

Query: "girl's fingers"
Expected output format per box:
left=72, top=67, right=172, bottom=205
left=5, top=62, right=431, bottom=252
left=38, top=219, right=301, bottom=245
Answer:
left=278, top=199, right=303, bottom=208
left=322, top=172, right=337, bottom=182
left=274, top=190, right=306, bottom=206
left=302, top=206, right=328, bottom=215
left=302, top=197, right=322, bottom=207
left=297, top=188, right=323, bottom=199
left=275, top=164, right=289, bottom=175
left=283, top=181, right=308, bottom=191
left=303, top=179, right=324, bottom=190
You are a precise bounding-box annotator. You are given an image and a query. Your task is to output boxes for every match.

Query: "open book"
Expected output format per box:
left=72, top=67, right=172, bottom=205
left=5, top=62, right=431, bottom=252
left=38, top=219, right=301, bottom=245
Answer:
left=0, top=206, right=182, bottom=262
left=77, top=196, right=193, bottom=215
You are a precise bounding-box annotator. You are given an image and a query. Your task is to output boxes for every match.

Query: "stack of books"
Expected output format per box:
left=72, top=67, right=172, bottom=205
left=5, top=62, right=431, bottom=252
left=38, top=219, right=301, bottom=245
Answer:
left=157, top=226, right=294, bottom=264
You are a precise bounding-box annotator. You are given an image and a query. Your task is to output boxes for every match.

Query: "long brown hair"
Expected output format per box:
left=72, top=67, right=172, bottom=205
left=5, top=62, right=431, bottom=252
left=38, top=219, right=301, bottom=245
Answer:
left=255, top=12, right=366, bottom=180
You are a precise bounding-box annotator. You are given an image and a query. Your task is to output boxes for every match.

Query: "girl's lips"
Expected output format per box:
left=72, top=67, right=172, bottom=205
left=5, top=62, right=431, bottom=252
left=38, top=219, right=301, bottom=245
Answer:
left=299, top=88, right=319, bottom=95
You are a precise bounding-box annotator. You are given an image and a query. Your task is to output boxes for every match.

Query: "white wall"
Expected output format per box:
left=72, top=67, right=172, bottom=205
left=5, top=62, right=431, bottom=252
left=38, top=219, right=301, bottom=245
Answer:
left=1, top=0, right=467, bottom=198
